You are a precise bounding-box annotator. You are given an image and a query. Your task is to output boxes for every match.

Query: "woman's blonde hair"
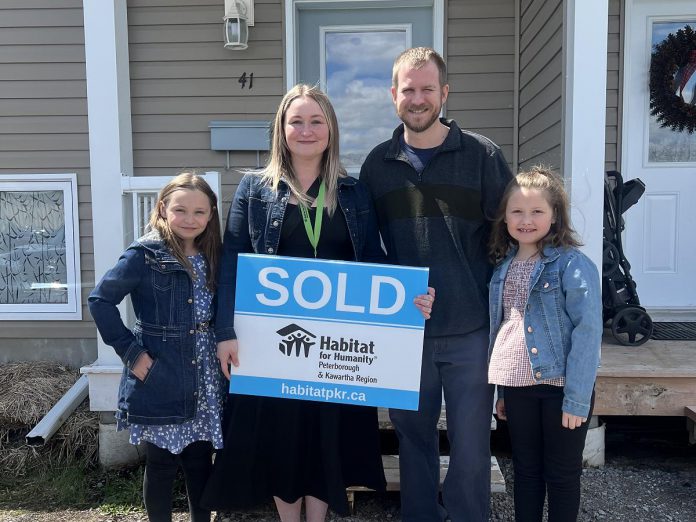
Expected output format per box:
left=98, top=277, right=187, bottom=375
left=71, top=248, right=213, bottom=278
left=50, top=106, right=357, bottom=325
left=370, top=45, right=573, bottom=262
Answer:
left=260, top=84, right=346, bottom=214
left=489, top=166, right=581, bottom=263
left=148, top=171, right=222, bottom=290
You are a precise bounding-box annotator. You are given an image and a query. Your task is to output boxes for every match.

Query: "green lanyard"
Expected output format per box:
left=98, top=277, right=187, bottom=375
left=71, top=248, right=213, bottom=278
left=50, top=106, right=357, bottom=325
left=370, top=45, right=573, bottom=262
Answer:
left=299, top=179, right=325, bottom=258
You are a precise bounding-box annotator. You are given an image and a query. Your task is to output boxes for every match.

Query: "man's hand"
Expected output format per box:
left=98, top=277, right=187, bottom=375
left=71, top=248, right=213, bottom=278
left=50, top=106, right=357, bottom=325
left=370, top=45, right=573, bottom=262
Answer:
left=414, top=287, right=436, bottom=319
left=217, top=339, right=240, bottom=380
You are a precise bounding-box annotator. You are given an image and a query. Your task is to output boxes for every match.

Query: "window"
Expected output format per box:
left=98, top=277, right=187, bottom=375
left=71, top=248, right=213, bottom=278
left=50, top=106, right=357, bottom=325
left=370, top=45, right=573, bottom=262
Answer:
left=0, top=173, right=82, bottom=320
left=320, top=26, right=410, bottom=170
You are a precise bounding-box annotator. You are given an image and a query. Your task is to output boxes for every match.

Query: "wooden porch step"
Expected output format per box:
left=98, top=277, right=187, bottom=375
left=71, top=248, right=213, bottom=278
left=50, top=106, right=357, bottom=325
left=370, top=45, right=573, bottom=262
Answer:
left=346, top=455, right=505, bottom=512
left=377, top=407, right=448, bottom=429
left=377, top=407, right=497, bottom=431
left=594, top=340, right=696, bottom=416
left=686, top=406, right=696, bottom=445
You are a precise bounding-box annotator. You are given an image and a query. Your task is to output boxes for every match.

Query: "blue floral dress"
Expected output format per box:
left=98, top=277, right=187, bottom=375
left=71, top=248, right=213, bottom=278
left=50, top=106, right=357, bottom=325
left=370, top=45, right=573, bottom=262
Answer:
left=123, top=253, right=225, bottom=454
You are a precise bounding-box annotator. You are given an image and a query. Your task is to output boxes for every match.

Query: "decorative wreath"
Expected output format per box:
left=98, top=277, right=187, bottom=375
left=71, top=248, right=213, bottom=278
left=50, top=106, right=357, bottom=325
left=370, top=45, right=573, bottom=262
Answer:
left=649, top=24, right=696, bottom=134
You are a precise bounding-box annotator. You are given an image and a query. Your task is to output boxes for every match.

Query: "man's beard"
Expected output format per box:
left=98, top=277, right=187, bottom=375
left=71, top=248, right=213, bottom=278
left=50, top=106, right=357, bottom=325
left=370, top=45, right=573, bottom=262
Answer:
left=400, top=104, right=442, bottom=134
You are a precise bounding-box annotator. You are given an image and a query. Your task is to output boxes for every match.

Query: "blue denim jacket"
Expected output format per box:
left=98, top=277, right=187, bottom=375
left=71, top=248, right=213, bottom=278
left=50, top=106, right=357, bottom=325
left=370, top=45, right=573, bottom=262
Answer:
left=488, top=245, right=602, bottom=417
left=88, top=232, right=208, bottom=425
left=215, top=173, right=386, bottom=342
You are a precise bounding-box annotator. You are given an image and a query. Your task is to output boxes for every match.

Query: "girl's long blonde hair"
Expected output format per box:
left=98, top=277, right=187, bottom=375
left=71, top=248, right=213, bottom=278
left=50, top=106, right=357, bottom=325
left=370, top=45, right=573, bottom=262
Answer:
left=260, top=84, right=346, bottom=214
left=489, top=166, right=582, bottom=263
left=148, top=172, right=222, bottom=290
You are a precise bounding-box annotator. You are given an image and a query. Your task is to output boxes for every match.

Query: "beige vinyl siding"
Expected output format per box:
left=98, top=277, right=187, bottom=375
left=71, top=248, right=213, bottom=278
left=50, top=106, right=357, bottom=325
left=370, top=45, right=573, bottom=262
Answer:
left=518, top=0, right=564, bottom=171
left=605, top=0, right=621, bottom=172
left=127, top=0, right=284, bottom=206
left=0, top=0, right=96, bottom=366
left=446, top=0, right=516, bottom=164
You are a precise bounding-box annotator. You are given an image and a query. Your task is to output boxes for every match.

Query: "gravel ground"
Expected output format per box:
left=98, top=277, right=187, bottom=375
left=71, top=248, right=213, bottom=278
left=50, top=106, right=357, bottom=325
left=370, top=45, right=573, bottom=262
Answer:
left=1, top=418, right=694, bottom=521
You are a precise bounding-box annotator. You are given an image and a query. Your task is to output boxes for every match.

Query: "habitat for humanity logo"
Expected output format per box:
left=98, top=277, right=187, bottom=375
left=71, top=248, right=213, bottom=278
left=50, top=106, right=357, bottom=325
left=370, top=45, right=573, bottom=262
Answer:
left=276, top=324, right=316, bottom=358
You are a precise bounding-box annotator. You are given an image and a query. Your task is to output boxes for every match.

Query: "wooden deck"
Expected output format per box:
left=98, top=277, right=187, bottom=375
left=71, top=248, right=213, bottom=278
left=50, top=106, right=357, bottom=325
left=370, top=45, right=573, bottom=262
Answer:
left=594, top=337, right=696, bottom=416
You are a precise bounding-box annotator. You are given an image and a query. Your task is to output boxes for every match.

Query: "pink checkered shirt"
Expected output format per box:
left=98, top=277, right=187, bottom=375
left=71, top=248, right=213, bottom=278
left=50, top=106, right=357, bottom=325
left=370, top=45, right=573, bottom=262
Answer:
left=488, top=258, right=565, bottom=388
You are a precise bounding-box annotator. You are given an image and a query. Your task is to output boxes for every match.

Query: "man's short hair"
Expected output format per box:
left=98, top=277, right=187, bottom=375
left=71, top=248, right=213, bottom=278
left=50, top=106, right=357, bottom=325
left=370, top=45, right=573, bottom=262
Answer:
left=392, top=47, right=447, bottom=88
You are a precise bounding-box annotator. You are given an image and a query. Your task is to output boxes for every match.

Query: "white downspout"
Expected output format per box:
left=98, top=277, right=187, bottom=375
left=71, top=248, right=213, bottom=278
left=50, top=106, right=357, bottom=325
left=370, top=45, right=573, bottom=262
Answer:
left=26, top=376, right=89, bottom=446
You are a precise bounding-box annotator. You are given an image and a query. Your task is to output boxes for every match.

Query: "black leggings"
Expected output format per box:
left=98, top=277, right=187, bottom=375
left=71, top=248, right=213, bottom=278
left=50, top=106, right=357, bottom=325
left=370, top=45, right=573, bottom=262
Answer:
left=143, top=440, right=213, bottom=522
left=505, top=385, right=594, bottom=522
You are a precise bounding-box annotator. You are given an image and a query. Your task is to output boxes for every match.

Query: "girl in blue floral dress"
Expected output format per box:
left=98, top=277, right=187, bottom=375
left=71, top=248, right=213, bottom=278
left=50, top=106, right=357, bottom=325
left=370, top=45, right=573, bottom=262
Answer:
left=89, top=173, right=224, bottom=522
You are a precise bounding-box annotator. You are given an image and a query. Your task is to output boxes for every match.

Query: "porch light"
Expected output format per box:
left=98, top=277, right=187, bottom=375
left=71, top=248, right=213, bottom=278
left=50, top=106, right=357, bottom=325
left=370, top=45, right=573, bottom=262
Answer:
left=224, top=0, right=253, bottom=50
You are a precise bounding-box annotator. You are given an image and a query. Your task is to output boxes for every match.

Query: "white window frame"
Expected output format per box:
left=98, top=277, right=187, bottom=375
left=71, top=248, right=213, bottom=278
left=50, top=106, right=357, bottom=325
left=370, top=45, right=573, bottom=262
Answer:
left=0, top=173, right=82, bottom=320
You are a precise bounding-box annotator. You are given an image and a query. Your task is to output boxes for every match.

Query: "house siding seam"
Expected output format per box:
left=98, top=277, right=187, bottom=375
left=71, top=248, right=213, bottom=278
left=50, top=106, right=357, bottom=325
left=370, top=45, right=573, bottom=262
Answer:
left=518, top=0, right=563, bottom=171
left=127, top=0, right=283, bottom=209
left=446, top=0, right=516, bottom=165
left=0, top=0, right=97, bottom=366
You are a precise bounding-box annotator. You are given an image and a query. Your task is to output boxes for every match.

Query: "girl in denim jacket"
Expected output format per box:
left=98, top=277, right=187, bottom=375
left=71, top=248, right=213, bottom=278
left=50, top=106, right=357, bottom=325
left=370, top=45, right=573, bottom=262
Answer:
left=487, top=167, right=602, bottom=521
left=89, top=173, right=223, bottom=522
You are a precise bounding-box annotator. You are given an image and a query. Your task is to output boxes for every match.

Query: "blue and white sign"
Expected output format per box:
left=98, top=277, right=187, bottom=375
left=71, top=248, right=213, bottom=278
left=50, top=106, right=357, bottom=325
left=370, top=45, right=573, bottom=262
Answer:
left=231, top=254, right=429, bottom=410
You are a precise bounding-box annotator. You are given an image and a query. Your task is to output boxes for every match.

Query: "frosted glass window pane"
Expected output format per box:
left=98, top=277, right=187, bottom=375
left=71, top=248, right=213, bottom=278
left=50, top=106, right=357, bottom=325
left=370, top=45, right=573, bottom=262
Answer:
left=0, top=191, right=68, bottom=304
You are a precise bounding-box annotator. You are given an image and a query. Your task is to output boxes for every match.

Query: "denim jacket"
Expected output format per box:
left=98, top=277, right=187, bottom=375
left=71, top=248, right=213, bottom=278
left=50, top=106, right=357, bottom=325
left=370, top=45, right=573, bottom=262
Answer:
left=488, top=245, right=602, bottom=417
left=88, top=231, right=211, bottom=425
left=215, top=173, right=386, bottom=342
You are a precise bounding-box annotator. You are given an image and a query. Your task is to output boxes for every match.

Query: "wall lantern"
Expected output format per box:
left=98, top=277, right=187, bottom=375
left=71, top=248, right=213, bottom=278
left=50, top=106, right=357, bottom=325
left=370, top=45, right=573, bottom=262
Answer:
left=224, top=0, right=254, bottom=50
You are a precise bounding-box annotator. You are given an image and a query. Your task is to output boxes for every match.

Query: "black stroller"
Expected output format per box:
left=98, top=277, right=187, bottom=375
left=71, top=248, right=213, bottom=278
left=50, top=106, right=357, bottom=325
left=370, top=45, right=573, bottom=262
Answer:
left=602, top=170, right=654, bottom=346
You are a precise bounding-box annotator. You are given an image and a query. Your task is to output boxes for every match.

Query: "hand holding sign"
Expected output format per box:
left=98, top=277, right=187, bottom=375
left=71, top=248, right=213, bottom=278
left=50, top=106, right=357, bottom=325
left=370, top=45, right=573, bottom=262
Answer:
left=217, top=339, right=239, bottom=379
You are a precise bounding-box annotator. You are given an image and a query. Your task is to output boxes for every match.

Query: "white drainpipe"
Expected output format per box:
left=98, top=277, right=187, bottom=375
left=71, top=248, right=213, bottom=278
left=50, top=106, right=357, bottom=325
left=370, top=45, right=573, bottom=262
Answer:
left=25, top=375, right=89, bottom=446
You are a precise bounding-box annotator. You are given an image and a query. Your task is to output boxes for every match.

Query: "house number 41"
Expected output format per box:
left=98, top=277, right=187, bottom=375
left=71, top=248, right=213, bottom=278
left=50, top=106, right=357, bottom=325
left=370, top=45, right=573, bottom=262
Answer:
left=238, top=72, right=254, bottom=89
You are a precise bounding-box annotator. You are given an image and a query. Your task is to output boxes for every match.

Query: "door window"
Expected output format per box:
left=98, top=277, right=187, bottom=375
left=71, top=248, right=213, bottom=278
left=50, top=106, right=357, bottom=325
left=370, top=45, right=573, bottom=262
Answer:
left=292, top=2, right=436, bottom=173
left=648, top=21, right=696, bottom=163
left=321, top=27, right=409, bottom=169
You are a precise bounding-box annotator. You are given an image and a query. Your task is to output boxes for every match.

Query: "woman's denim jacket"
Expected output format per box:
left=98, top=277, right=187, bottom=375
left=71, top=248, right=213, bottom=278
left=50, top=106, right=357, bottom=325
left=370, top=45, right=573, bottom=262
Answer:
left=215, top=173, right=386, bottom=342
left=88, top=231, right=212, bottom=425
left=488, top=245, right=602, bottom=418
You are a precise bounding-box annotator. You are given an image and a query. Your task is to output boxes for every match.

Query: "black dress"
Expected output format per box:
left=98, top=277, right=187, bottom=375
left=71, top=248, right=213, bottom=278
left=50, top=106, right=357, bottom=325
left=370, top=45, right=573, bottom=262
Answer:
left=202, top=202, right=386, bottom=516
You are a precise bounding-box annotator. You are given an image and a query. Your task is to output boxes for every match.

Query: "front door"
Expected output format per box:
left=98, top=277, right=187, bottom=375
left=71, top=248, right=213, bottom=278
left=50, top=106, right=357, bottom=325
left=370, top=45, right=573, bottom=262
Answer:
left=623, top=0, right=696, bottom=313
left=287, top=0, right=441, bottom=173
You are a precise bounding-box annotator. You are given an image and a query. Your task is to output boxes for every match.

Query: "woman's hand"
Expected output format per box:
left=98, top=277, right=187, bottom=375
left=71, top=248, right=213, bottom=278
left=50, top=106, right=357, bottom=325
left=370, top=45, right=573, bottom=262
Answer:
left=562, top=412, right=587, bottom=430
left=217, top=339, right=240, bottom=380
left=495, top=398, right=507, bottom=420
left=414, top=287, right=436, bottom=319
left=131, top=352, right=154, bottom=382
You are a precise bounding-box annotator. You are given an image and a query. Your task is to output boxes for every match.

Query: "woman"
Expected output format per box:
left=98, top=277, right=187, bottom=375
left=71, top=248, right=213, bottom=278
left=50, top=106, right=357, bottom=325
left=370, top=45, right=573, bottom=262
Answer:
left=202, top=85, right=433, bottom=521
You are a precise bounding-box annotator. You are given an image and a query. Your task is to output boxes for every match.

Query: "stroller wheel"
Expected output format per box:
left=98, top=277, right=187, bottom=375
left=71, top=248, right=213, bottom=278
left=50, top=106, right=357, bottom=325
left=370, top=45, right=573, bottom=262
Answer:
left=603, top=240, right=621, bottom=275
left=611, top=307, right=653, bottom=346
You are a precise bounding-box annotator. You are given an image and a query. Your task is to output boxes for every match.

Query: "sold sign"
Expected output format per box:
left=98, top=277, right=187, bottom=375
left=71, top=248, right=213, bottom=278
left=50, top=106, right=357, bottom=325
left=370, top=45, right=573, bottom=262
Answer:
left=231, top=254, right=429, bottom=409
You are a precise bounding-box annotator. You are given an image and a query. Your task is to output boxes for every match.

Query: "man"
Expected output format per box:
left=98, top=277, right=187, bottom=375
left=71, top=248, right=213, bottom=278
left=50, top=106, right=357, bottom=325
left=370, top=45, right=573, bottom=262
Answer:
left=359, top=47, right=512, bottom=521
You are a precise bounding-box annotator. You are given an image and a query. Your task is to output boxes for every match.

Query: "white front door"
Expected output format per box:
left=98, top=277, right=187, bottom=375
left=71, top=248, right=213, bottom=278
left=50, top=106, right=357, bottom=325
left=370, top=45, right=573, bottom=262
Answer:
left=623, top=0, right=696, bottom=313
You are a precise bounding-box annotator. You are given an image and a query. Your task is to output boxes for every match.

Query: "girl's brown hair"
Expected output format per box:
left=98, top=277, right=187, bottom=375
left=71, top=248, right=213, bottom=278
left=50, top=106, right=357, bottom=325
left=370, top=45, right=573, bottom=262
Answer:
left=148, top=172, right=222, bottom=290
left=261, top=83, right=346, bottom=215
left=489, top=166, right=582, bottom=263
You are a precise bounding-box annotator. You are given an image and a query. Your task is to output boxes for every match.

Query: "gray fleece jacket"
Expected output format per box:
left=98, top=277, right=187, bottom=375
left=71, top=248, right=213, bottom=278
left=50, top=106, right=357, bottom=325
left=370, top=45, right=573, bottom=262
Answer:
left=359, top=119, right=513, bottom=338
